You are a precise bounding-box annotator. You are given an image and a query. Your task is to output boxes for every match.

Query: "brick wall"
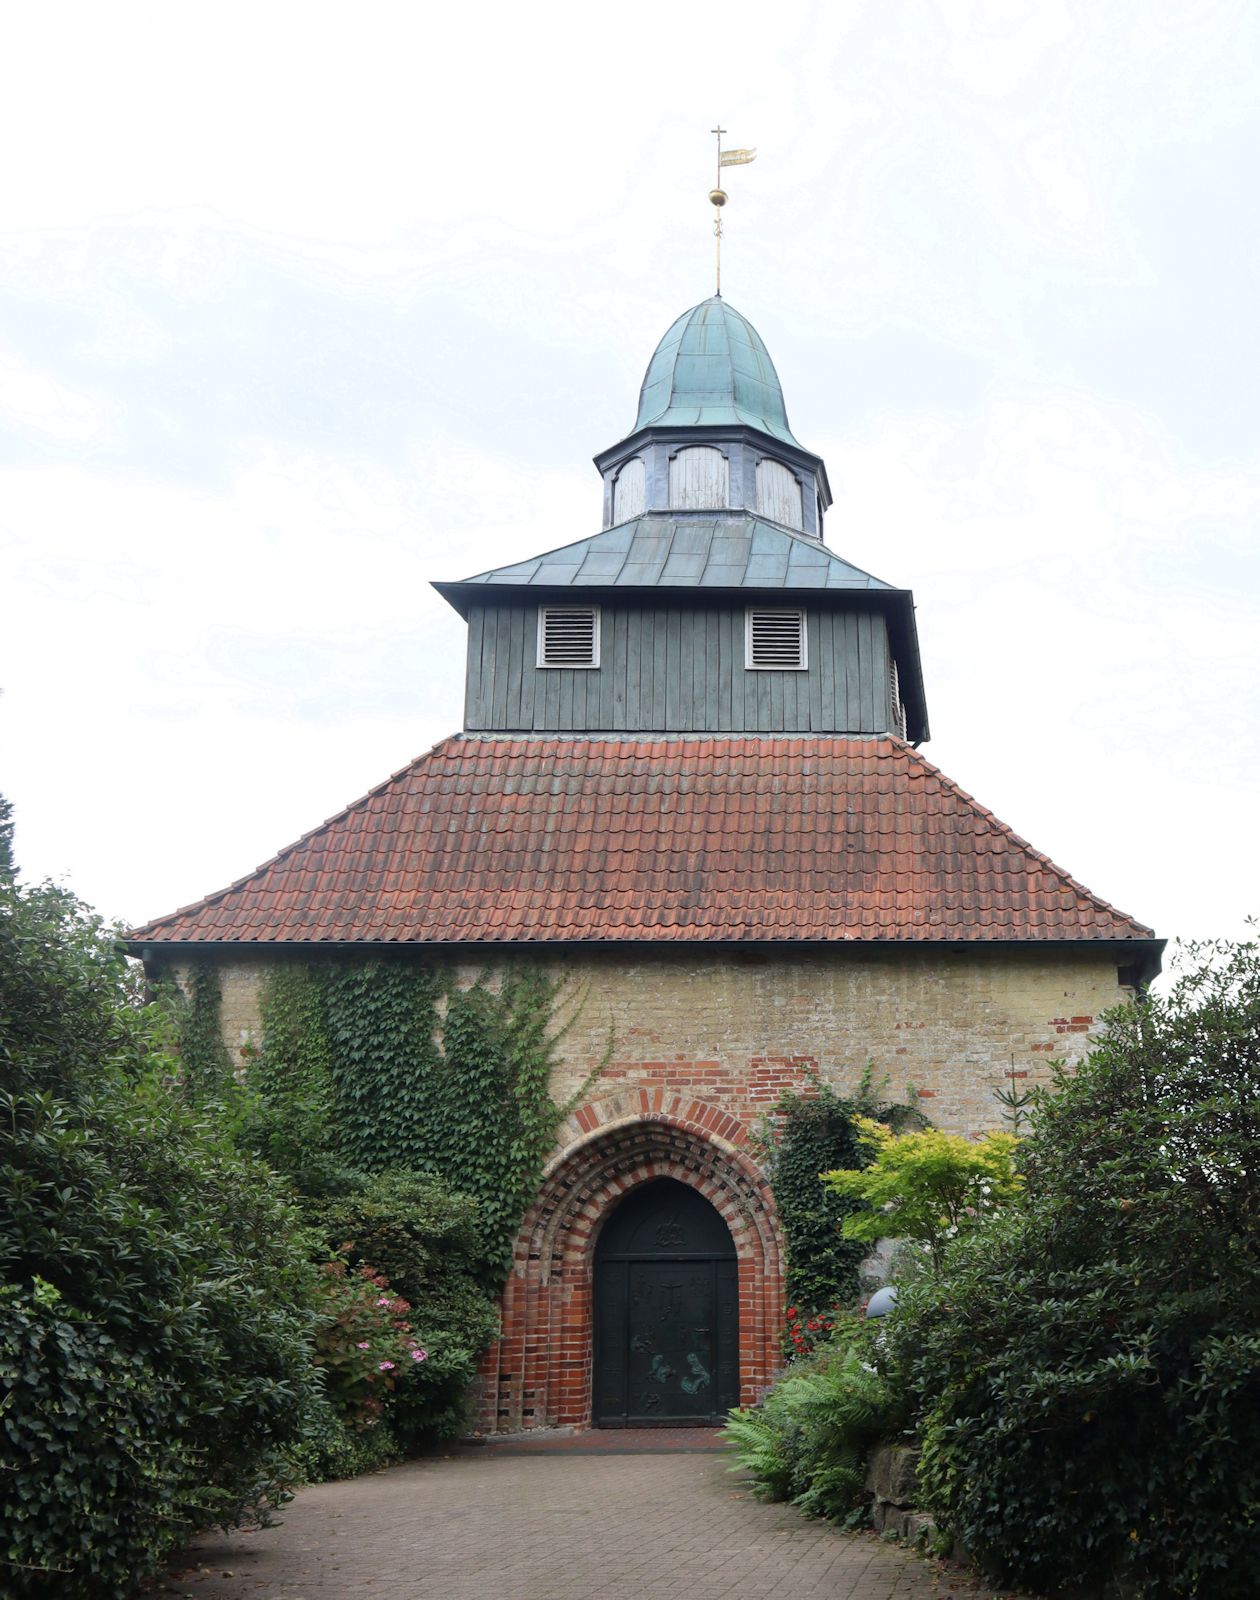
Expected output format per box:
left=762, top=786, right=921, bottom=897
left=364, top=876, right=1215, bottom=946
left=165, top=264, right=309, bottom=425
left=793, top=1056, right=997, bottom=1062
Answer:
left=534, top=944, right=1129, bottom=1137
left=175, top=942, right=1131, bottom=1432
left=200, top=944, right=1129, bottom=1142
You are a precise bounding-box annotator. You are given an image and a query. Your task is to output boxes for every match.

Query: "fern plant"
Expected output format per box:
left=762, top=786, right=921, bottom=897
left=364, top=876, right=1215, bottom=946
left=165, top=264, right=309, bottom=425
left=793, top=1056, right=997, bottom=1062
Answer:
left=723, top=1318, right=903, bottom=1525
left=787, top=1346, right=895, bottom=1522
left=721, top=1404, right=794, bottom=1502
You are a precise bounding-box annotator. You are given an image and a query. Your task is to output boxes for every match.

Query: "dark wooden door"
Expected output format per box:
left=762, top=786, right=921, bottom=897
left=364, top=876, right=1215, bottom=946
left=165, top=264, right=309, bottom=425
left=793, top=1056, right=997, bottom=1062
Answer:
left=594, top=1179, right=739, bottom=1425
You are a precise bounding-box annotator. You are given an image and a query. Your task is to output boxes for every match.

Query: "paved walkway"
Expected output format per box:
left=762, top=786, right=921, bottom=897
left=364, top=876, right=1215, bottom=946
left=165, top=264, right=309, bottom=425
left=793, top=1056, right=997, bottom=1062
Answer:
left=150, top=1439, right=1016, bottom=1600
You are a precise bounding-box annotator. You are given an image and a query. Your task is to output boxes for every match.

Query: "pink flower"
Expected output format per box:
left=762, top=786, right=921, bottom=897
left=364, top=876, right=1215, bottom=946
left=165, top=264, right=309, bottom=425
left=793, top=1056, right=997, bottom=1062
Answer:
left=356, top=1342, right=370, bottom=1350
left=411, top=1349, right=428, bottom=1362
left=379, top=1360, right=395, bottom=1371
left=377, top=1297, right=390, bottom=1307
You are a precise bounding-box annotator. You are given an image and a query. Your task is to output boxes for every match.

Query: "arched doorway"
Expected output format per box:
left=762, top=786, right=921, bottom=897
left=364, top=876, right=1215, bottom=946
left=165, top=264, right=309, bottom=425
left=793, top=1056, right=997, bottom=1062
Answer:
left=480, top=1102, right=784, bottom=1433
left=593, top=1178, right=739, bottom=1426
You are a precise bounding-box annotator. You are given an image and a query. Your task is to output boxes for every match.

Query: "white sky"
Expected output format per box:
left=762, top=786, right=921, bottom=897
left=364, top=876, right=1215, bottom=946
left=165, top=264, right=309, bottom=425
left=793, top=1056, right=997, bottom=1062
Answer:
left=1, top=0, right=1257, bottom=954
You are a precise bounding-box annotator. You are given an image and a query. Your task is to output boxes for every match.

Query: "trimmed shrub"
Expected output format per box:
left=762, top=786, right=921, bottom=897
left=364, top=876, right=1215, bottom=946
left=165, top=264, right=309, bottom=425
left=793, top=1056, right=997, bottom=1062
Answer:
left=0, top=1287, right=190, bottom=1595
left=312, top=1257, right=429, bottom=1426
left=309, top=1171, right=499, bottom=1450
left=289, top=1394, right=403, bottom=1482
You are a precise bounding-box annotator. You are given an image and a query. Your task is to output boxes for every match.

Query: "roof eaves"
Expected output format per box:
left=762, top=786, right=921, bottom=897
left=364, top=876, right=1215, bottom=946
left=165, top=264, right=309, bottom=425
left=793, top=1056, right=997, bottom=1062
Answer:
left=434, top=579, right=916, bottom=618
left=444, top=518, right=898, bottom=594
left=127, top=932, right=1167, bottom=983
left=594, top=421, right=824, bottom=478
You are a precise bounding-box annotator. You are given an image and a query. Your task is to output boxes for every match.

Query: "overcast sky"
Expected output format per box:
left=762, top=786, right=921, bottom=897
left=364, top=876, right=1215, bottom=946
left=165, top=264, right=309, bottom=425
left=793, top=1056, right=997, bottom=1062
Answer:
left=2, top=0, right=1257, bottom=955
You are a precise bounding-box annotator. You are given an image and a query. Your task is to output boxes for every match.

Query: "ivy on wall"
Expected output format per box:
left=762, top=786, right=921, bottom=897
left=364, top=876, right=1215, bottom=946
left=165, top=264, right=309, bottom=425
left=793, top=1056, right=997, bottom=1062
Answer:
left=163, top=964, right=234, bottom=1101
left=757, top=1069, right=924, bottom=1319
left=246, top=959, right=599, bottom=1279
left=157, top=957, right=604, bottom=1463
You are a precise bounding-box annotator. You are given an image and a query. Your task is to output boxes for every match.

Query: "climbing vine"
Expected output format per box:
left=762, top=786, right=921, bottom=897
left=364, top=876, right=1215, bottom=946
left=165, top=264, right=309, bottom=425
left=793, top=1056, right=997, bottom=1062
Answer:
left=249, top=959, right=600, bottom=1280
left=756, top=1068, right=924, bottom=1320
left=165, top=964, right=234, bottom=1102
left=159, top=956, right=600, bottom=1462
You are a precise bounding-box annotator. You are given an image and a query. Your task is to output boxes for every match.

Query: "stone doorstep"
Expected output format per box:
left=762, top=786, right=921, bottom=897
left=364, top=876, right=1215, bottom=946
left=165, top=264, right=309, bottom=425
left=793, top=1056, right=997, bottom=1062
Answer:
left=463, top=1423, right=581, bottom=1444
left=465, top=1424, right=729, bottom=1453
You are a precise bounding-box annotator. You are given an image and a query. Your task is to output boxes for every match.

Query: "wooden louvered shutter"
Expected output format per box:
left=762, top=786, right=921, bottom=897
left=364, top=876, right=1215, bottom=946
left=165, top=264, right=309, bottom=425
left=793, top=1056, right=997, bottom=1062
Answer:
left=755, top=459, right=804, bottom=530
left=538, top=606, right=600, bottom=668
left=890, top=658, right=908, bottom=738
left=745, top=608, right=806, bottom=670
left=668, top=447, right=728, bottom=509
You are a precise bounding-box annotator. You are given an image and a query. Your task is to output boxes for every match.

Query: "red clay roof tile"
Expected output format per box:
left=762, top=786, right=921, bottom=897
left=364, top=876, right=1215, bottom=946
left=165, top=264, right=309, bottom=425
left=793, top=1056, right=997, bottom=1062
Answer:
left=128, top=735, right=1155, bottom=947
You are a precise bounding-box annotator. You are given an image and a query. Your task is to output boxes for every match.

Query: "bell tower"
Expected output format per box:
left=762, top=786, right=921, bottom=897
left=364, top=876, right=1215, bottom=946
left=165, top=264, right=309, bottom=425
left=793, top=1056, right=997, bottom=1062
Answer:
left=436, top=298, right=927, bottom=743
left=595, top=297, right=832, bottom=540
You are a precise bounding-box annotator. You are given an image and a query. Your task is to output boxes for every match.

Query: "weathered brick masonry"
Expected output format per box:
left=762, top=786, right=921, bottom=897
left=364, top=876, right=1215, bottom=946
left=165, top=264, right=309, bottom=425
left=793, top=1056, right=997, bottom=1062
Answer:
left=214, top=944, right=1129, bottom=1139
left=206, top=942, right=1129, bottom=1430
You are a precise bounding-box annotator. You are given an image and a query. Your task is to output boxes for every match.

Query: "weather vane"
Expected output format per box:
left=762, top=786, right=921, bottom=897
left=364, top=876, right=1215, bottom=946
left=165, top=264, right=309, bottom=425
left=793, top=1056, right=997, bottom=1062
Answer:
left=709, top=126, right=756, bottom=297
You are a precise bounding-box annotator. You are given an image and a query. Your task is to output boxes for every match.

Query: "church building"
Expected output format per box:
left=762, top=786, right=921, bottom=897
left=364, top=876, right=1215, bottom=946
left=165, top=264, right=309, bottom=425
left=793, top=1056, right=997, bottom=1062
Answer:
left=130, top=295, right=1162, bottom=1432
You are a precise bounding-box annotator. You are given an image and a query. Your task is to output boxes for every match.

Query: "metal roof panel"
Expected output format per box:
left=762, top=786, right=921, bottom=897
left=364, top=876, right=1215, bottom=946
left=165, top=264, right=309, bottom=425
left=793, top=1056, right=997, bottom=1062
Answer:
left=453, top=517, right=897, bottom=593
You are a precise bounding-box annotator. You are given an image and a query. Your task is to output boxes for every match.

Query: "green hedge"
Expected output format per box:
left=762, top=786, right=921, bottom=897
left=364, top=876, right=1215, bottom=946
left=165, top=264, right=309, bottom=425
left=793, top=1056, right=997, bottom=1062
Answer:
left=1, top=881, right=320, bottom=1598
left=307, top=1172, right=499, bottom=1456
left=883, top=938, right=1260, bottom=1598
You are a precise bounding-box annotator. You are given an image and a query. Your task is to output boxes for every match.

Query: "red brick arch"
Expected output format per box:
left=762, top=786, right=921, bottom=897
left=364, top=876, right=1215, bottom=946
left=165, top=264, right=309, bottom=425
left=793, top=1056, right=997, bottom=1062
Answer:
left=479, top=1092, right=785, bottom=1432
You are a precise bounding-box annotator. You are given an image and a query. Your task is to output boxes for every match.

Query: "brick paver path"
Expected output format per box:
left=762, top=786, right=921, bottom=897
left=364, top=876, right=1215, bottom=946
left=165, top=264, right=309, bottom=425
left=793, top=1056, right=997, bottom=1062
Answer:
left=150, top=1435, right=1019, bottom=1600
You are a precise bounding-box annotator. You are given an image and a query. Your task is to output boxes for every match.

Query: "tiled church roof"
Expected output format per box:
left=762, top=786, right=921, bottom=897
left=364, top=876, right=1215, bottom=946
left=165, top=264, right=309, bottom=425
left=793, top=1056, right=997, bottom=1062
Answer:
left=129, top=736, right=1154, bottom=948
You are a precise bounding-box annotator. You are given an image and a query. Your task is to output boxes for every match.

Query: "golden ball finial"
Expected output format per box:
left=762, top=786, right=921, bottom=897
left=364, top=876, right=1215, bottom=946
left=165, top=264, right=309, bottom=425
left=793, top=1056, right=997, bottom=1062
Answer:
left=709, top=187, right=728, bottom=207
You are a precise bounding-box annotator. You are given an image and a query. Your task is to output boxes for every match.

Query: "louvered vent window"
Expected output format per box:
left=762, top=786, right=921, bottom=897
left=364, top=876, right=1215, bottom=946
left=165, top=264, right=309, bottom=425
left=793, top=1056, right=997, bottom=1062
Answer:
left=745, top=608, right=807, bottom=670
left=538, top=606, right=600, bottom=669
left=890, top=658, right=908, bottom=739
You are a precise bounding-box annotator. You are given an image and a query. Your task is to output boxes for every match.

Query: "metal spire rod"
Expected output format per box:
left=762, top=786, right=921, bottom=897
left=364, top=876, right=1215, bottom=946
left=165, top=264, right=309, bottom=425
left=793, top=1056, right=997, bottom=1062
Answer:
left=710, top=125, right=726, bottom=296
left=708, top=127, right=756, bottom=299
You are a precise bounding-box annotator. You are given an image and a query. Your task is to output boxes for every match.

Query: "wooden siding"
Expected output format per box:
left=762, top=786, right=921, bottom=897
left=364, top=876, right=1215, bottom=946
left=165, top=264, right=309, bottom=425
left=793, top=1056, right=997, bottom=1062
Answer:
left=465, top=601, right=893, bottom=734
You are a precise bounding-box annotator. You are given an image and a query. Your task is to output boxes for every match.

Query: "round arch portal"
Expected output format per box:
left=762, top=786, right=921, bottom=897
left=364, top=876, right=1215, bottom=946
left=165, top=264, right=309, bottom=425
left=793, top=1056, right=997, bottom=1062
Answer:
left=476, top=1103, right=785, bottom=1433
